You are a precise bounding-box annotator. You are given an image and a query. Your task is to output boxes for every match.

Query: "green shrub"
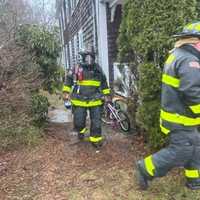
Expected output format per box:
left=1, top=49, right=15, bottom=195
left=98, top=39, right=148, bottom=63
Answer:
left=31, top=94, right=49, bottom=127
left=118, top=0, right=198, bottom=148
left=16, top=25, right=62, bottom=93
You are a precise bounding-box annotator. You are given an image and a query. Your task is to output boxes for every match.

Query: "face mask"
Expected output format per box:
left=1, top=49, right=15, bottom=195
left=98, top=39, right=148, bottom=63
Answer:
left=85, top=55, right=94, bottom=65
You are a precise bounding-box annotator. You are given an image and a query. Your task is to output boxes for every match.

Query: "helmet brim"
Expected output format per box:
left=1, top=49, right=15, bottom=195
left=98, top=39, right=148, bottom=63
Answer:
left=172, top=32, right=200, bottom=38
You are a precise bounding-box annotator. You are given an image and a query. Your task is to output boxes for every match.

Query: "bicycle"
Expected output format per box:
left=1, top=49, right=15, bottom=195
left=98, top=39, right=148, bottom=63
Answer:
left=101, top=100, right=131, bottom=133
left=63, top=94, right=131, bottom=133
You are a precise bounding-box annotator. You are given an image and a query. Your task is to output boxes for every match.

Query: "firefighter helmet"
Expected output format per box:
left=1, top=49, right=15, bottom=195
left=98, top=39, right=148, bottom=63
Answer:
left=173, top=22, right=200, bottom=38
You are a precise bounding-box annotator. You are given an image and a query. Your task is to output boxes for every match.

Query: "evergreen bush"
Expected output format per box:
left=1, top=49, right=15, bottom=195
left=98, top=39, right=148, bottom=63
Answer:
left=118, top=0, right=198, bottom=148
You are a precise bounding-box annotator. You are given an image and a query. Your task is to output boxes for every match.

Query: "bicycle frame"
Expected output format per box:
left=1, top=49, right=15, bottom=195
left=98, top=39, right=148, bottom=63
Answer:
left=105, top=102, right=122, bottom=124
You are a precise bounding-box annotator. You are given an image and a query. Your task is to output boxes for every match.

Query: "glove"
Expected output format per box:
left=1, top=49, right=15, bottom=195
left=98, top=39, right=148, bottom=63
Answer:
left=104, top=95, right=112, bottom=103
left=63, top=92, right=70, bottom=101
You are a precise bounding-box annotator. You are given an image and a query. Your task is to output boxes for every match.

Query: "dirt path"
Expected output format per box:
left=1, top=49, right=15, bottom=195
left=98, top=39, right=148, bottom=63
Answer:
left=0, top=108, right=199, bottom=199
left=0, top=119, right=143, bottom=200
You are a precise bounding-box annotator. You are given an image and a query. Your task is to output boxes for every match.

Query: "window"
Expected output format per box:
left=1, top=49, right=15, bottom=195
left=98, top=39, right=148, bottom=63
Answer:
left=65, top=0, right=70, bottom=23
left=59, top=14, right=64, bottom=44
left=71, top=0, right=74, bottom=13
left=61, top=6, right=66, bottom=30
left=78, top=29, right=84, bottom=51
left=70, top=0, right=78, bottom=15
left=65, top=45, right=69, bottom=69
left=74, top=35, right=78, bottom=63
left=69, top=41, right=73, bottom=68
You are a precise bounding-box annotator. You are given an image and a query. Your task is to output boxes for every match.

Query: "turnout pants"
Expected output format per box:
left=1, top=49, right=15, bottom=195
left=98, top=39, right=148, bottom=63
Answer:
left=139, top=128, right=200, bottom=184
left=73, top=106, right=102, bottom=143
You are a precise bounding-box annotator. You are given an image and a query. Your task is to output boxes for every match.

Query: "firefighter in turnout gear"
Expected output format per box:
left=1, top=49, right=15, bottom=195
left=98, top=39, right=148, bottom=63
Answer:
left=62, top=47, right=111, bottom=148
left=136, top=22, right=200, bottom=190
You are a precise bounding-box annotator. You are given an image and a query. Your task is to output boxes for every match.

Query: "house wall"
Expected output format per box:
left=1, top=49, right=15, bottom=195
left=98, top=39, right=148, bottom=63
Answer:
left=63, top=0, right=95, bottom=68
left=57, top=0, right=122, bottom=85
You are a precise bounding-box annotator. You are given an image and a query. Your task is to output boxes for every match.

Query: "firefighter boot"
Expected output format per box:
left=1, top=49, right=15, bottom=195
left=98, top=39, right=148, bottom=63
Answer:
left=186, top=179, right=200, bottom=190
left=89, top=136, right=104, bottom=148
left=78, top=128, right=87, bottom=141
left=135, top=161, right=152, bottom=190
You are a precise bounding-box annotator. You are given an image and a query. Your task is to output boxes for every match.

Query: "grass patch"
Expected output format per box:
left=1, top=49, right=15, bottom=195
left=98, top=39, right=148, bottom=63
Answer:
left=0, top=125, right=42, bottom=151
left=64, top=167, right=200, bottom=200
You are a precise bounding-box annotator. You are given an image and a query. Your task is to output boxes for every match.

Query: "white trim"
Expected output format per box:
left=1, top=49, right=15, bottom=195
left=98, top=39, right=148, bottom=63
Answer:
left=110, top=4, right=117, bottom=22
left=69, top=41, right=73, bottom=68
left=73, top=35, right=78, bottom=63
left=101, top=0, right=123, bottom=8
left=78, top=28, right=84, bottom=50
left=65, top=45, right=69, bottom=69
left=61, top=6, right=66, bottom=30
left=109, top=0, right=123, bottom=8
left=96, top=1, right=109, bottom=82
left=59, top=14, right=64, bottom=44
left=65, top=0, right=69, bottom=23
left=71, top=0, right=79, bottom=16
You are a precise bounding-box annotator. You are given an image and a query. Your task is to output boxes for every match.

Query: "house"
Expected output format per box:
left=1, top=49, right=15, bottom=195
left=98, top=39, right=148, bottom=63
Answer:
left=56, top=0, right=123, bottom=86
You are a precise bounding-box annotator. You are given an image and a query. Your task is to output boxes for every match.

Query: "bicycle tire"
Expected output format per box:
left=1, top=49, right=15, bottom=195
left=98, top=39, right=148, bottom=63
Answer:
left=117, top=110, right=131, bottom=132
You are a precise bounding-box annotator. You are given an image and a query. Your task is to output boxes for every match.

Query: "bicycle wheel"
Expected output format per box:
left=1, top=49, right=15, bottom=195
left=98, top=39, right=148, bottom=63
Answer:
left=117, top=110, right=130, bottom=132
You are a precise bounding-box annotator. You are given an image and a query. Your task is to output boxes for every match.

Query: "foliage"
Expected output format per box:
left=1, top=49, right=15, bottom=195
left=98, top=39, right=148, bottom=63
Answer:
left=0, top=41, right=44, bottom=150
left=118, top=0, right=198, bottom=148
left=16, top=24, right=62, bottom=93
left=0, top=1, right=61, bottom=150
left=136, top=63, right=165, bottom=148
left=31, top=93, right=49, bottom=127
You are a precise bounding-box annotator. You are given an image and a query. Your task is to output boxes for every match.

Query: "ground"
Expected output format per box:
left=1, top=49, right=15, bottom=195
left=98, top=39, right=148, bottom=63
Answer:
left=0, top=98, right=200, bottom=200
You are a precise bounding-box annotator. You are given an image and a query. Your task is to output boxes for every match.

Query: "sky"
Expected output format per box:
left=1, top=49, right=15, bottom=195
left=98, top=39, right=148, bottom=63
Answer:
left=25, top=0, right=57, bottom=25
left=27, top=0, right=56, bottom=12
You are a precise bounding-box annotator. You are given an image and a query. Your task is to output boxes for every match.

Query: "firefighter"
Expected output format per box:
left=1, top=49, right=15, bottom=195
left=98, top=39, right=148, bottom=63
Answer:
left=135, top=22, right=200, bottom=190
left=62, top=46, right=111, bottom=148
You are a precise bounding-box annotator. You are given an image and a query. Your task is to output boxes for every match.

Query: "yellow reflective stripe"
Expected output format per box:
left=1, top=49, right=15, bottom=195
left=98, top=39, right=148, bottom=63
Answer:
left=160, top=109, right=200, bottom=126
left=62, top=85, right=71, bottom=92
left=89, top=136, right=102, bottom=143
left=165, top=54, right=175, bottom=65
left=71, top=99, right=102, bottom=107
left=80, top=128, right=87, bottom=134
left=189, top=104, right=200, bottom=114
left=195, top=24, right=200, bottom=31
left=162, top=74, right=180, bottom=88
left=185, top=169, right=200, bottom=178
left=102, top=88, right=111, bottom=95
left=160, top=124, right=170, bottom=135
left=77, top=80, right=101, bottom=86
left=186, top=23, right=194, bottom=30
left=185, top=23, right=200, bottom=31
left=144, top=155, right=155, bottom=176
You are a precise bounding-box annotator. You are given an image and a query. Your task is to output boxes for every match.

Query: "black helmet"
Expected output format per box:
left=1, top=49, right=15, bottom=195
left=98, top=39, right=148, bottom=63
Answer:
left=173, top=22, right=200, bottom=38
left=79, top=45, right=96, bottom=66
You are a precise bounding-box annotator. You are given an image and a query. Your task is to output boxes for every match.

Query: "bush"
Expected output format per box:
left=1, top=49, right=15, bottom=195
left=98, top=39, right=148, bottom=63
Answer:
left=31, top=94, right=49, bottom=127
left=118, top=0, right=198, bottom=148
left=16, top=24, right=62, bottom=93
left=0, top=3, right=61, bottom=150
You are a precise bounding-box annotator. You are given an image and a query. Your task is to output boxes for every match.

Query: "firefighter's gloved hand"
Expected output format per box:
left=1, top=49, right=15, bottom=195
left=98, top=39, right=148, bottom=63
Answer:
left=63, top=92, right=70, bottom=101
left=104, top=95, right=112, bottom=103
